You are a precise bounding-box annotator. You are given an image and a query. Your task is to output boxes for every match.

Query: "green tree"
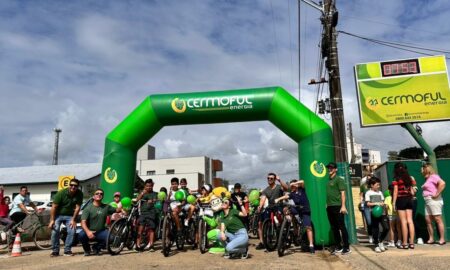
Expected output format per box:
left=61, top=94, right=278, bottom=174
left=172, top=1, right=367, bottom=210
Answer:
left=434, top=144, right=450, bottom=158
left=387, top=151, right=399, bottom=161
left=398, top=147, right=424, bottom=160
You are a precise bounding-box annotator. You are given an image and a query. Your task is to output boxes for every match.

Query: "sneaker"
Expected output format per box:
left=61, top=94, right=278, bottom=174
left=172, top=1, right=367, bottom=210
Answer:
left=375, top=246, right=382, bottom=253
left=63, top=251, right=74, bottom=256
left=144, top=244, right=151, bottom=250
left=223, top=253, right=230, bottom=259
left=50, top=251, right=59, bottom=257
left=255, top=242, right=265, bottom=250
left=83, top=251, right=92, bottom=257
left=241, top=249, right=249, bottom=259
left=387, top=241, right=396, bottom=247
left=396, top=240, right=402, bottom=247
left=369, top=236, right=373, bottom=244
left=331, top=247, right=343, bottom=255
left=309, top=246, right=315, bottom=254
left=341, top=248, right=352, bottom=255
left=417, top=238, right=424, bottom=245
left=379, top=243, right=386, bottom=252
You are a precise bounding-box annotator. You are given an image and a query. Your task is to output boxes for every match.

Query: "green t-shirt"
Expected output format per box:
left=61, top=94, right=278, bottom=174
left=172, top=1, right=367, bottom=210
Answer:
left=140, top=192, right=158, bottom=215
left=53, top=188, right=83, bottom=216
left=326, top=175, right=346, bottom=206
left=81, top=203, right=116, bottom=231
left=219, top=208, right=245, bottom=233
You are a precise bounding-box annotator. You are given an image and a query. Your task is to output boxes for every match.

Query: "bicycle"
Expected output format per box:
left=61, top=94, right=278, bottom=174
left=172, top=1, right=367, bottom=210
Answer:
left=106, top=200, right=149, bottom=255
left=277, top=205, right=308, bottom=257
left=196, top=203, right=214, bottom=254
left=160, top=205, right=193, bottom=257
left=247, top=206, right=260, bottom=239
left=262, top=203, right=284, bottom=252
left=0, top=212, right=52, bottom=250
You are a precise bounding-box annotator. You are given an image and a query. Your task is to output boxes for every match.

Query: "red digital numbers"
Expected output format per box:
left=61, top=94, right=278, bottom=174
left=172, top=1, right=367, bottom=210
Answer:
left=381, top=59, right=419, bottom=77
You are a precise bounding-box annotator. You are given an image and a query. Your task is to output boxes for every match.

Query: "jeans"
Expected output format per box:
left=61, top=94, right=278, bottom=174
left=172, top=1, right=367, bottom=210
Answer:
left=363, top=204, right=372, bottom=235
left=218, top=228, right=248, bottom=254
left=78, top=229, right=108, bottom=252
left=51, top=215, right=74, bottom=253
left=371, top=215, right=389, bottom=245
left=326, top=205, right=349, bottom=249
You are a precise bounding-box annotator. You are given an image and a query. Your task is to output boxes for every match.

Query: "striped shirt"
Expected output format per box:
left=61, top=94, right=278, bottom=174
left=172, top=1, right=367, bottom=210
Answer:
left=392, top=178, right=416, bottom=197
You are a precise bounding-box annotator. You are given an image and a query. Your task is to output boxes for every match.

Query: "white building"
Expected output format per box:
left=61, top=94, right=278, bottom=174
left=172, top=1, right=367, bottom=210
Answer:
left=0, top=145, right=222, bottom=201
left=346, top=136, right=363, bottom=164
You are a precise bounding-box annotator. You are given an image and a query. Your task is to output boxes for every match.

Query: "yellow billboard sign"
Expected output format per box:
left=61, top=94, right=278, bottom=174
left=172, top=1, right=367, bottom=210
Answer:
left=58, top=175, right=74, bottom=190
left=354, top=55, right=450, bottom=127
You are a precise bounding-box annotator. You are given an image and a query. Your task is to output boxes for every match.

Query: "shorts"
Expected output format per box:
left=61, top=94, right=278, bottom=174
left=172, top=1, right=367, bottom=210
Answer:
left=395, top=196, right=413, bottom=210
left=424, top=196, right=443, bottom=216
left=170, top=201, right=181, bottom=211
left=138, top=214, right=157, bottom=229
left=182, top=203, right=192, bottom=212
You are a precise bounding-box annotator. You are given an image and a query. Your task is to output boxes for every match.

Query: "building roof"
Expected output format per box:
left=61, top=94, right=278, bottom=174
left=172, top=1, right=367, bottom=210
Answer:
left=0, top=163, right=101, bottom=185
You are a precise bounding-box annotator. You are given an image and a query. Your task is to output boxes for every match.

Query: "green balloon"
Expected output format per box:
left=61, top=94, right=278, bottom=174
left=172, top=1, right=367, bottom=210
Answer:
left=175, top=190, right=186, bottom=201
left=383, top=190, right=390, bottom=198
left=187, top=195, right=196, bottom=204
left=121, top=197, right=132, bottom=208
left=249, top=190, right=260, bottom=202
left=251, top=199, right=260, bottom=207
left=372, top=205, right=383, bottom=218
left=110, top=202, right=118, bottom=208
left=154, top=201, right=162, bottom=210
left=157, top=192, right=166, bottom=201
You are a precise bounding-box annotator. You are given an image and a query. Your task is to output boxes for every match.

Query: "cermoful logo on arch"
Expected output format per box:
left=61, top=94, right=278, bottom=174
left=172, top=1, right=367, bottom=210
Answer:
left=171, top=95, right=254, bottom=113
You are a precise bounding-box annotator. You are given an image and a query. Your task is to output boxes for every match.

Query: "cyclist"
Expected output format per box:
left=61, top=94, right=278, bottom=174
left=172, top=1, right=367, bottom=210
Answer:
left=256, top=173, right=288, bottom=250
left=274, top=179, right=315, bottom=253
left=135, top=179, right=158, bottom=252
left=180, top=178, right=196, bottom=227
left=167, top=177, right=183, bottom=237
left=9, top=186, right=39, bottom=233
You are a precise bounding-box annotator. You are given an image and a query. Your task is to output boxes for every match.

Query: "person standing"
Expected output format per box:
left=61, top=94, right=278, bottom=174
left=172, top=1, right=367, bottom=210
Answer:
left=79, top=189, right=118, bottom=256
left=392, top=162, right=416, bottom=249
left=255, top=172, right=288, bottom=250
left=48, top=179, right=83, bottom=257
left=421, top=163, right=446, bottom=245
left=135, top=179, right=158, bottom=252
left=326, top=162, right=351, bottom=255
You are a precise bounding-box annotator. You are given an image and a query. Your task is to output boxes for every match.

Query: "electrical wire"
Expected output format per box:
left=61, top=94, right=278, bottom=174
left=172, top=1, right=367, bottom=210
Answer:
left=338, top=31, right=450, bottom=59
left=269, top=0, right=282, bottom=85
left=287, top=0, right=295, bottom=91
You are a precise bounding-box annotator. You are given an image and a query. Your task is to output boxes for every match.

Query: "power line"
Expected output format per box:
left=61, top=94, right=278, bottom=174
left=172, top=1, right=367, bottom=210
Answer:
left=339, top=31, right=450, bottom=59
left=269, top=0, right=282, bottom=84
left=287, top=0, right=295, bottom=91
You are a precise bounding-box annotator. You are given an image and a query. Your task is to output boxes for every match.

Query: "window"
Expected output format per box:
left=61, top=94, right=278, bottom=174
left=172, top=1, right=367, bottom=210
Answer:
left=166, top=169, right=175, bottom=174
left=50, top=191, right=58, bottom=200
left=147, top=170, right=155, bottom=175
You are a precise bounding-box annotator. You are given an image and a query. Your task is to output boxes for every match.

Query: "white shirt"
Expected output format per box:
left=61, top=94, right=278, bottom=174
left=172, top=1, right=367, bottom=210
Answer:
left=10, top=194, right=30, bottom=215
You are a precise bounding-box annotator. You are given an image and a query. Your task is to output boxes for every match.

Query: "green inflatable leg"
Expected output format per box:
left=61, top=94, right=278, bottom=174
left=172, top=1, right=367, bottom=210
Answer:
left=207, top=229, right=225, bottom=254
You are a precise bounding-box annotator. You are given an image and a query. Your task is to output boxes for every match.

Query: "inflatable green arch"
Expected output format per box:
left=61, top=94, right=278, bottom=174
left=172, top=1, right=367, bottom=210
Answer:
left=100, top=86, right=334, bottom=244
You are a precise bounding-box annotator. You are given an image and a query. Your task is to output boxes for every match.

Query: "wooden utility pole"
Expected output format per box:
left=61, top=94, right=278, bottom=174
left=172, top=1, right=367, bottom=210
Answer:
left=322, top=0, right=348, bottom=162
left=348, top=122, right=355, bottom=163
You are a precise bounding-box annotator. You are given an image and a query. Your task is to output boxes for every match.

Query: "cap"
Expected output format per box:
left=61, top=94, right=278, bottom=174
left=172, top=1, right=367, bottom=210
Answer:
left=114, top=192, right=121, bottom=197
left=201, top=185, right=211, bottom=192
left=234, top=183, right=241, bottom=189
left=326, top=162, right=337, bottom=169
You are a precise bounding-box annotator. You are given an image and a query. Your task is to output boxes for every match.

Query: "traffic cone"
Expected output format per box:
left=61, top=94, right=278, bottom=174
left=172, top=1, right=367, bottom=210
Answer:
left=11, top=233, right=22, bottom=257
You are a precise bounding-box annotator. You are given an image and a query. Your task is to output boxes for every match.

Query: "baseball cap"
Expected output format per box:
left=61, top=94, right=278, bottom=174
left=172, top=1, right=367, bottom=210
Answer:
left=114, top=192, right=121, bottom=197
left=326, top=162, right=337, bottom=169
left=201, top=184, right=211, bottom=192
left=234, top=183, right=241, bottom=189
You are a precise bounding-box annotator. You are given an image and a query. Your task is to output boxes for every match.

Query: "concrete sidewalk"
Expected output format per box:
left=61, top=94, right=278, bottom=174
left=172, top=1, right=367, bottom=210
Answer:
left=340, top=242, right=450, bottom=270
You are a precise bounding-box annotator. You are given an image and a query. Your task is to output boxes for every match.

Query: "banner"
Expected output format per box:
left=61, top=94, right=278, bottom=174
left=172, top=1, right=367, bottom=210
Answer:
left=354, top=55, right=450, bottom=127
left=58, top=175, right=74, bottom=190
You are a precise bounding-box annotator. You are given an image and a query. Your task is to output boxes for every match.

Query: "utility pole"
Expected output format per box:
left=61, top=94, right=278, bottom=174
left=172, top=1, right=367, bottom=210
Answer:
left=52, top=128, right=62, bottom=165
left=347, top=122, right=355, bottom=163
left=322, top=0, right=348, bottom=162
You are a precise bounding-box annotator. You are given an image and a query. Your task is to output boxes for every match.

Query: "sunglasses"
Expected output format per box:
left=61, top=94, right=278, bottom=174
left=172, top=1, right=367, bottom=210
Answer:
left=70, top=184, right=79, bottom=187
left=95, top=192, right=104, bottom=196
left=267, top=177, right=275, bottom=180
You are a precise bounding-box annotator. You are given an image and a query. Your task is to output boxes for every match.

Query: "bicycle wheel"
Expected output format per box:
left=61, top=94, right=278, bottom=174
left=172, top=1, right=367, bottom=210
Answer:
left=199, top=220, right=208, bottom=254
left=185, top=219, right=196, bottom=245
left=262, top=219, right=278, bottom=251
left=107, top=218, right=128, bottom=255
left=33, top=225, right=52, bottom=250
left=277, top=218, right=290, bottom=257
left=162, top=215, right=174, bottom=257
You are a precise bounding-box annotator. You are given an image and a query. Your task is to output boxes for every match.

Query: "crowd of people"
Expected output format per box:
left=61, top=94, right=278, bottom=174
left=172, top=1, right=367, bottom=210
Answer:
left=359, top=162, right=446, bottom=253
left=0, top=161, right=446, bottom=259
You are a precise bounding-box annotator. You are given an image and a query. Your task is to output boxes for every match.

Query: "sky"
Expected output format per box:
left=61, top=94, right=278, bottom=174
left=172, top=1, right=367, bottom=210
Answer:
left=1, top=0, right=449, bottom=188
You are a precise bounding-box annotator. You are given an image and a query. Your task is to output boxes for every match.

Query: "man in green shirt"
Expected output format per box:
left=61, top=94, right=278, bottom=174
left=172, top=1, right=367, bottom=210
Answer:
left=79, top=188, right=117, bottom=256
left=49, top=178, right=83, bottom=257
left=326, top=162, right=350, bottom=255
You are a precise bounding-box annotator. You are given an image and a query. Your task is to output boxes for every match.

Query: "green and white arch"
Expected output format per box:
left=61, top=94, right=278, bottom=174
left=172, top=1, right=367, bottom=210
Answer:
left=100, top=86, right=334, bottom=244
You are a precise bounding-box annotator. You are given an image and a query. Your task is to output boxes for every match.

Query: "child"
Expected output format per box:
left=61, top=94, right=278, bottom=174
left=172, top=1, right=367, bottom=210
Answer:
left=384, top=185, right=397, bottom=247
left=365, top=177, right=389, bottom=253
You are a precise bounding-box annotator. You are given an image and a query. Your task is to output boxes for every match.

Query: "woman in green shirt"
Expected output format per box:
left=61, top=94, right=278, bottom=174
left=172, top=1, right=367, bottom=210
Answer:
left=219, top=197, right=248, bottom=259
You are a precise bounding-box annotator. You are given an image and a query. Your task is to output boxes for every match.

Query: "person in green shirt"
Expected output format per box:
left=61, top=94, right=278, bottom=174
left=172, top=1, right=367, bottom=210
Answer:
left=218, top=196, right=248, bottom=259
left=49, top=178, right=83, bottom=257
left=79, top=188, right=118, bottom=256
left=326, top=162, right=351, bottom=255
left=135, top=179, right=158, bottom=252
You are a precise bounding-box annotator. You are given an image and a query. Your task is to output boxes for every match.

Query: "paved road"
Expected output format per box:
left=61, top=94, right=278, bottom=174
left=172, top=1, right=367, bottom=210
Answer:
left=2, top=239, right=449, bottom=270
